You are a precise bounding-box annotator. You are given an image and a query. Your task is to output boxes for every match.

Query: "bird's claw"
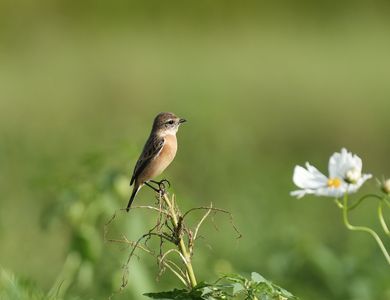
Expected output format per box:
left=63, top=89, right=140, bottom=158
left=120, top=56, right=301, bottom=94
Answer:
left=148, top=179, right=171, bottom=194
left=157, top=179, right=170, bottom=193
left=159, top=179, right=171, bottom=189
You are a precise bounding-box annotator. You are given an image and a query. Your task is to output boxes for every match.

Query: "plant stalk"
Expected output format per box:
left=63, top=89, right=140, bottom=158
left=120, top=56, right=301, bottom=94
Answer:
left=378, top=200, right=390, bottom=236
left=162, top=193, right=198, bottom=288
left=342, top=194, right=390, bottom=265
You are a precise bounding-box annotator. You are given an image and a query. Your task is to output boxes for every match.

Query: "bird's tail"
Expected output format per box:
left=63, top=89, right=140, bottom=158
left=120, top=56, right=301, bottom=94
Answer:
left=126, top=184, right=140, bottom=212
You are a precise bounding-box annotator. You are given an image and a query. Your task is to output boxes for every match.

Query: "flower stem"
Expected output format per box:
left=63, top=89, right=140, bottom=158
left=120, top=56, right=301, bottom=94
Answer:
left=378, top=200, right=390, bottom=237
left=334, top=198, right=343, bottom=209
left=342, top=195, right=390, bottom=265
left=162, top=193, right=198, bottom=288
left=347, top=194, right=382, bottom=211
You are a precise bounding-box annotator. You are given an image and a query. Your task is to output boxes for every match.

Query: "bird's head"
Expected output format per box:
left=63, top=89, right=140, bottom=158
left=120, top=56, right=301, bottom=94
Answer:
left=152, top=112, right=186, bottom=136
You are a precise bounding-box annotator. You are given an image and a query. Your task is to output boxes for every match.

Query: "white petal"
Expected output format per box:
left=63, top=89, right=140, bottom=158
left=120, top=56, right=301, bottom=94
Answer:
left=328, top=148, right=362, bottom=179
left=315, top=184, right=348, bottom=198
left=346, top=173, right=372, bottom=194
left=329, top=153, right=339, bottom=178
left=291, top=187, right=323, bottom=198
left=291, top=183, right=348, bottom=199
left=290, top=189, right=309, bottom=198
left=292, top=163, right=328, bottom=190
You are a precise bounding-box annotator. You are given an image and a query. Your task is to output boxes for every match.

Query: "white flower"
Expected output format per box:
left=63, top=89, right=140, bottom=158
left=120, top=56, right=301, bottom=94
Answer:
left=382, top=179, right=390, bottom=194
left=291, top=148, right=372, bottom=199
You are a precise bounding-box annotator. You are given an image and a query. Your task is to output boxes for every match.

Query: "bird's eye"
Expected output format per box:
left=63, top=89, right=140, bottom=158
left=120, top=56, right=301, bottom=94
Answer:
left=167, top=120, right=174, bottom=125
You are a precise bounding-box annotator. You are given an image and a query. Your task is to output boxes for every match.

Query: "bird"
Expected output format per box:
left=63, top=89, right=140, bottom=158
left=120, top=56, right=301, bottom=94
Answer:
left=126, top=112, right=187, bottom=212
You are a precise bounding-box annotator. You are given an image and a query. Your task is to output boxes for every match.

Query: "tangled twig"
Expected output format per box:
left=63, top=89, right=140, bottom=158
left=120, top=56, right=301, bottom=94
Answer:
left=105, top=191, right=241, bottom=296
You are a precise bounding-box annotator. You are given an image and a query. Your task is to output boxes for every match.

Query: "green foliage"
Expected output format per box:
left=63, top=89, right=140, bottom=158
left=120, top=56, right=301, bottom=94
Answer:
left=144, top=272, right=298, bottom=300
left=35, top=152, right=138, bottom=298
left=0, top=267, right=53, bottom=300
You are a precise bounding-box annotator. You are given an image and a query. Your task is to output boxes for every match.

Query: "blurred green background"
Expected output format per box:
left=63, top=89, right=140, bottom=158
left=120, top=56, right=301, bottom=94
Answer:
left=1, top=1, right=390, bottom=299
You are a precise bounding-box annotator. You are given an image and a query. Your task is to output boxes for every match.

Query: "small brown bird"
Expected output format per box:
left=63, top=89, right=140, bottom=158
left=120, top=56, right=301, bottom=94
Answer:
left=127, top=112, right=186, bottom=211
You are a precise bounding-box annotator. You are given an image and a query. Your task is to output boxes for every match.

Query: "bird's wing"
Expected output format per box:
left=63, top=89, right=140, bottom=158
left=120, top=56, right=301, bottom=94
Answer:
left=130, top=135, right=165, bottom=186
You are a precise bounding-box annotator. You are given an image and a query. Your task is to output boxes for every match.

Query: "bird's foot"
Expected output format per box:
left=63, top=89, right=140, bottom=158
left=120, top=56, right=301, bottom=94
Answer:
left=158, top=179, right=171, bottom=190
left=150, top=179, right=171, bottom=192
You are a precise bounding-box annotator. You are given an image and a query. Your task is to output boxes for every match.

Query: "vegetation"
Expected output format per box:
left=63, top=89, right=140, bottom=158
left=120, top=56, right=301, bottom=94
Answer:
left=1, top=1, right=390, bottom=299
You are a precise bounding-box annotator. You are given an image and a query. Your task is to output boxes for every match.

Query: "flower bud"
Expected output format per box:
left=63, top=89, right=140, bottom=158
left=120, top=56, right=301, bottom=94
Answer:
left=345, top=168, right=361, bottom=184
left=382, top=179, right=390, bottom=194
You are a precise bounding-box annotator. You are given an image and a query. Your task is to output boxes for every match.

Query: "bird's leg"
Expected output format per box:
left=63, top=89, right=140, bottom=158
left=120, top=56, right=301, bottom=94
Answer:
left=149, top=180, right=160, bottom=187
left=144, top=182, right=160, bottom=193
left=150, top=179, right=171, bottom=190
left=147, top=180, right=163, bottom=194
left=145, top=179, right=170, bottom=194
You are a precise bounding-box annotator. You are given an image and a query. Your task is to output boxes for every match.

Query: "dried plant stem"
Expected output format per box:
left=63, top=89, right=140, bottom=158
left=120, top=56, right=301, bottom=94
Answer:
left=162, top=193, right=198, bottom=288
left=162, top=261, right=188, bottom=286
left=194, top=205, right=212, bottom=240
left=106, top=191, right=240, bottom=291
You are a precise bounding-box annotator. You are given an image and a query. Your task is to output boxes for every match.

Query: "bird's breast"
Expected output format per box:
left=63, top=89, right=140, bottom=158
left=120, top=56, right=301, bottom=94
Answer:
left=148, top=134, right=177, bottom=179
left=160, top=134, right=177, bottom=161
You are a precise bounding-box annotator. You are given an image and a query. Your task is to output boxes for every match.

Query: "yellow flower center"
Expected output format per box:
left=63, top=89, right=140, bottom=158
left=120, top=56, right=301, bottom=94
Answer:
left=327, top=178, right=341, bottom=188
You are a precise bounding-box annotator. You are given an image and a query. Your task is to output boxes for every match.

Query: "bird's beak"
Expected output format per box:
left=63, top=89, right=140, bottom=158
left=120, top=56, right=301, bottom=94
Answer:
left=179, top=118, right=187, bottom=124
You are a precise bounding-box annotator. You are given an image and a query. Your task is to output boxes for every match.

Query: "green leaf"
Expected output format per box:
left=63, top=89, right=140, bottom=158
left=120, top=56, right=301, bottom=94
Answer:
left=232, top=282, right=245, bottom=295
left=146, top=272, right=299, bottom=300
left=221, top=273, right=246, bottom=283
left=144, top=288, right=204, bottom=300
left=251, top=272, right=267, bottom=283
left=278, top=287, right=294, bottom=298
left=201, top=286, right=213, bottom=296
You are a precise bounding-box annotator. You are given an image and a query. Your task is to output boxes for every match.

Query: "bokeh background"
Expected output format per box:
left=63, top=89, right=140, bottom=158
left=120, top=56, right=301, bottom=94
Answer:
left=1, top=1, right=390, bottom=299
